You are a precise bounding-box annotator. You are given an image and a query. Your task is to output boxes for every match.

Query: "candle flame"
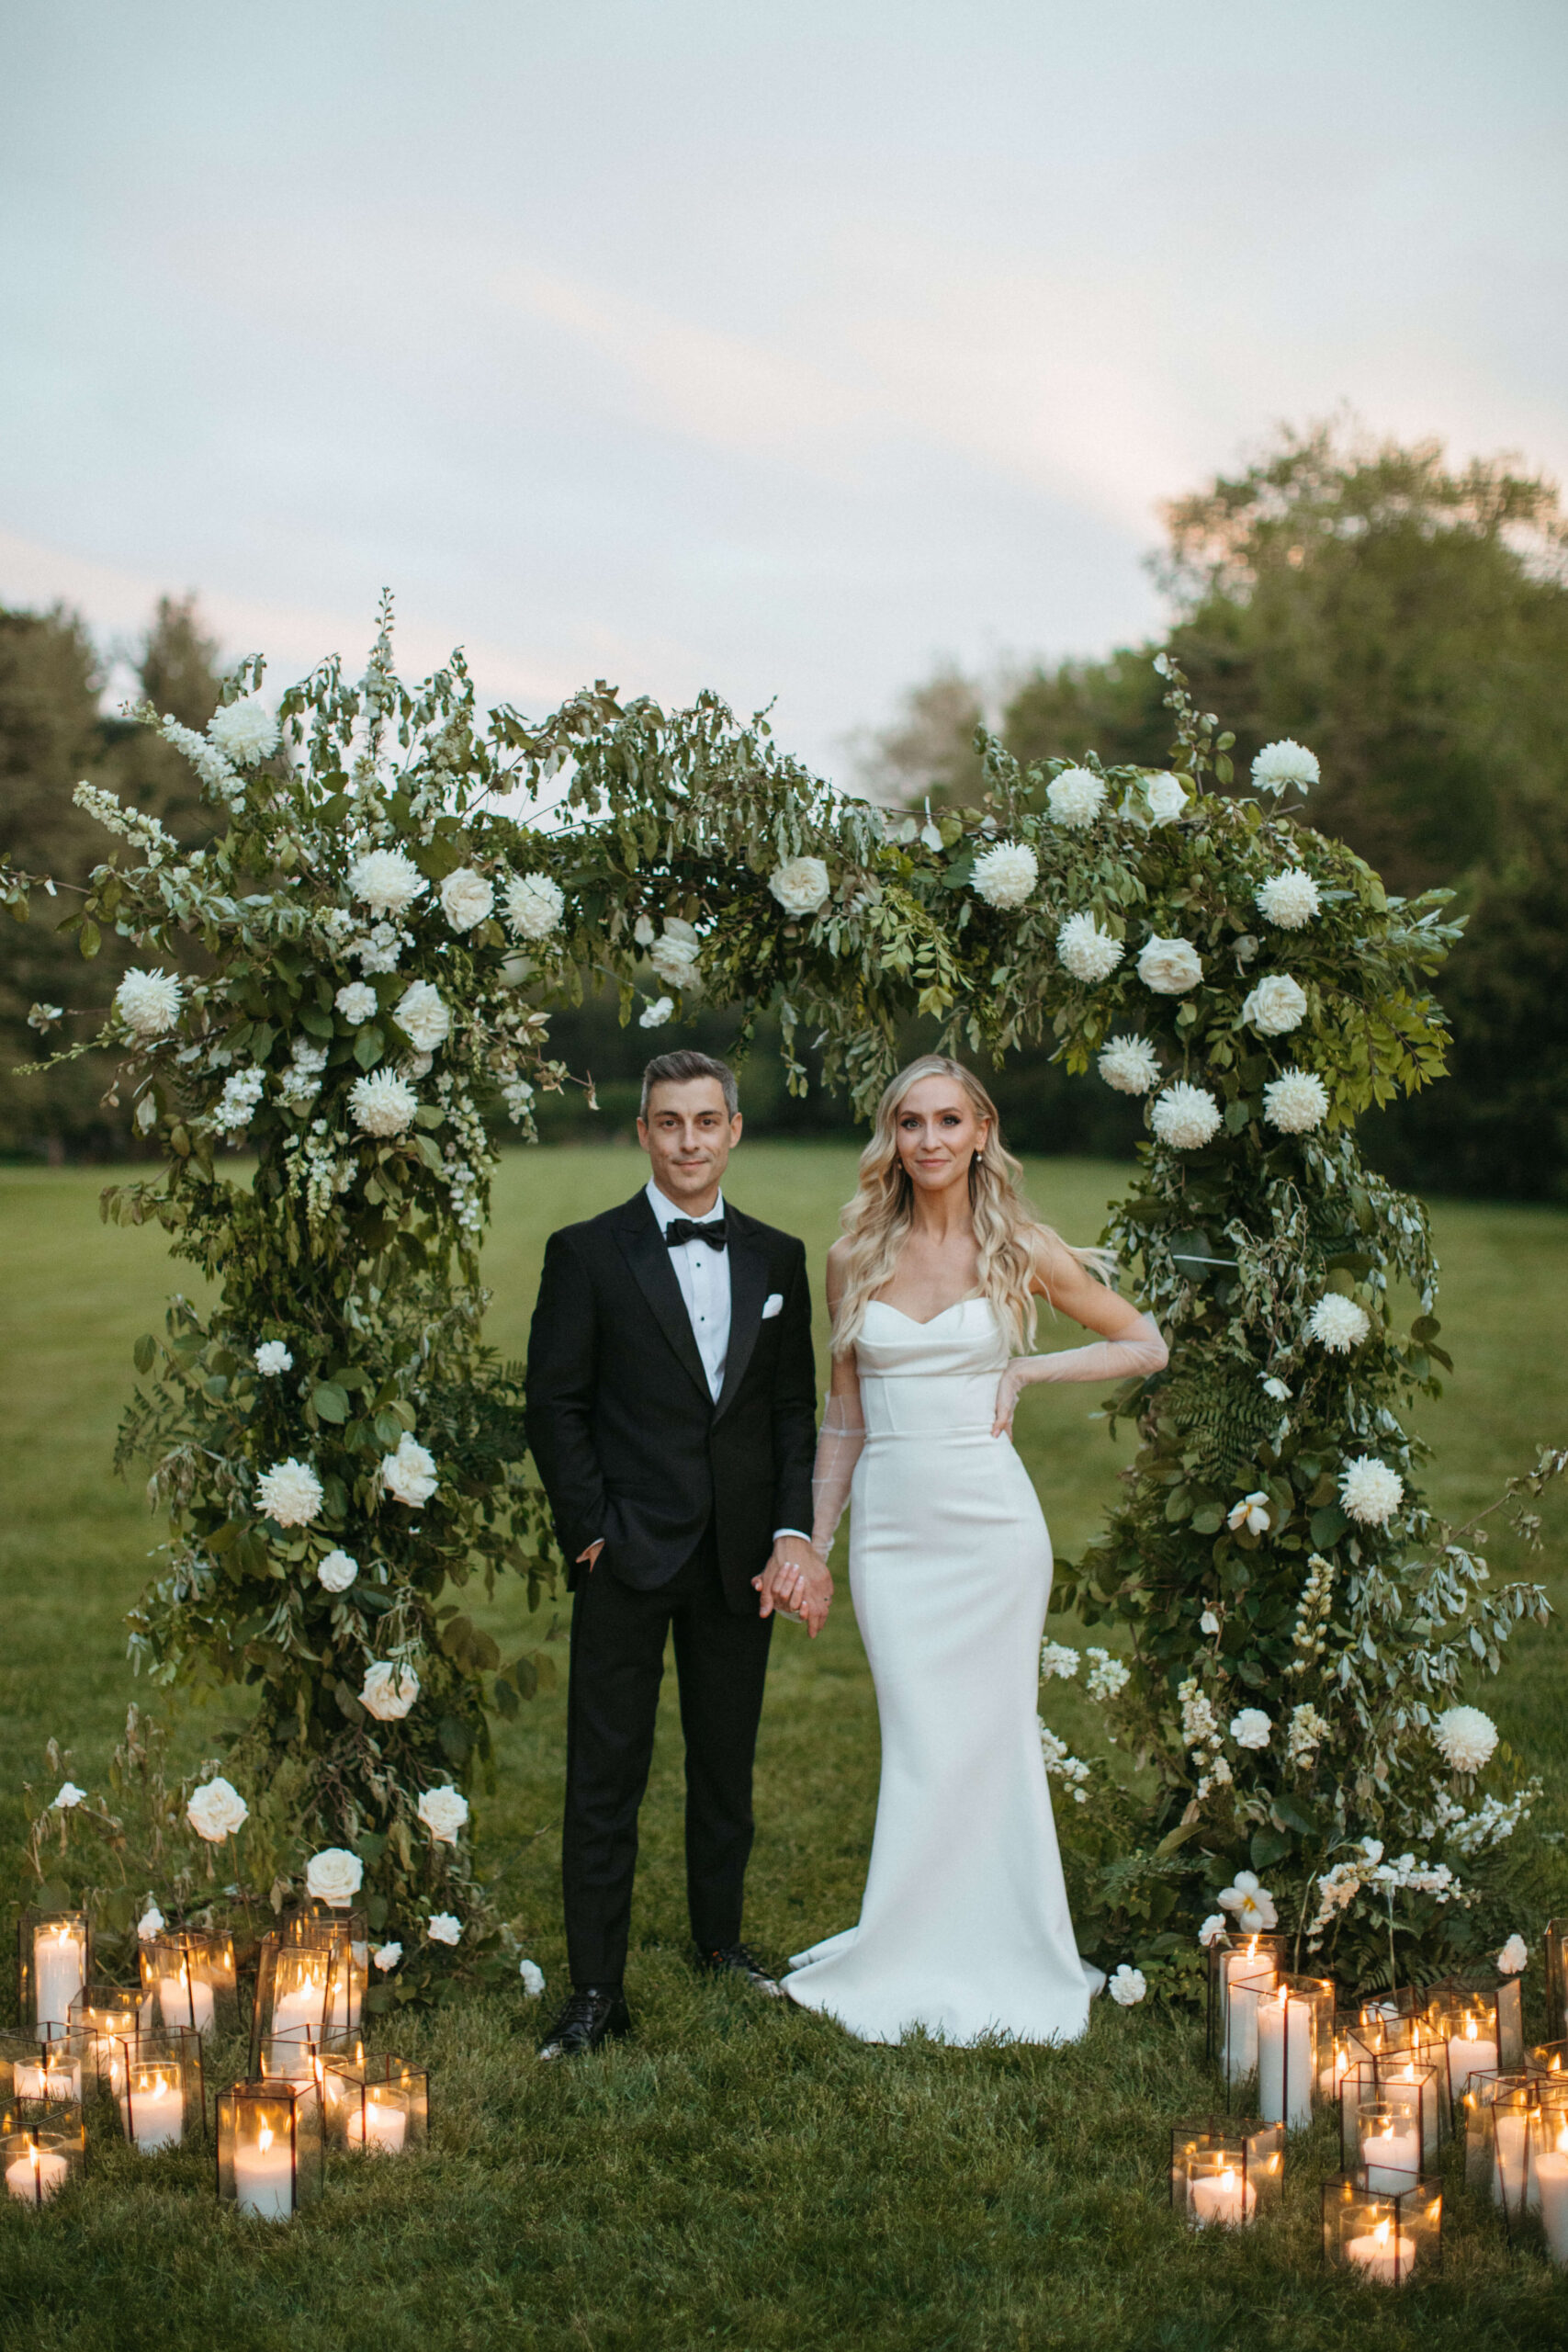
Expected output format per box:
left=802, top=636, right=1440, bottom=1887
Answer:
left=1373, top=2219, right=1391, bottom=2248
left=258, top=2124, right=274, bottom=2154
left=1558, top=2123, right=1568, bottom=2157
left=1464, top=2017, right=1480, bottom=2043
left=1246, top=1936, right=1258, bottom=1957
left=1218, top=2165, right=1235, bottom=2188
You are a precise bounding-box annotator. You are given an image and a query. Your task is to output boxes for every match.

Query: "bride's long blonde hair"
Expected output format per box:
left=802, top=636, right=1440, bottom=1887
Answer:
left=830, top=1055, right=1112, bottom=1357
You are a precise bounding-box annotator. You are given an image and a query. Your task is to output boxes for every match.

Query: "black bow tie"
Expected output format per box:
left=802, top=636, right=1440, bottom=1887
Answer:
left=665, top=1217, right=728, bottom=1251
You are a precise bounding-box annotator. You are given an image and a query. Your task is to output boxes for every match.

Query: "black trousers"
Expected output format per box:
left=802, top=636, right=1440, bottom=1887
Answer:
left=561, top=1525, right=774, bottom=1988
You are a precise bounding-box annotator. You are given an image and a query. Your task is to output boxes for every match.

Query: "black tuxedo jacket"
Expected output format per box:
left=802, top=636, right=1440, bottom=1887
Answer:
left=525, top=1190, right=818, bottom=1613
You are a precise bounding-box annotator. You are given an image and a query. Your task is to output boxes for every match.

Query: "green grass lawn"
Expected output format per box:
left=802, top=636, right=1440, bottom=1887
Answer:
left=3, top=1143, right=1568, bottom=2350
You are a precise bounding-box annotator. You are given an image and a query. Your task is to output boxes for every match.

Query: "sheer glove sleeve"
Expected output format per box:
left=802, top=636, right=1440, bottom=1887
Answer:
left=1019, top=1310, right=1168, bottom=1385
left=809, top=1393, right=866, bottom=1557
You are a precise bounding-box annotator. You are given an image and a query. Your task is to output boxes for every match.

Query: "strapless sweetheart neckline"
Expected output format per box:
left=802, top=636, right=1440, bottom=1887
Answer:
left=864, top=1295, right=987, bottom=1329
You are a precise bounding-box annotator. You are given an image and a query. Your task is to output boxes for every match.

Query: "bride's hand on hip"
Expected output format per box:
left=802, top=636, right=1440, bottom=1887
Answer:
left=992, top=1359, right=1035, bottom=1438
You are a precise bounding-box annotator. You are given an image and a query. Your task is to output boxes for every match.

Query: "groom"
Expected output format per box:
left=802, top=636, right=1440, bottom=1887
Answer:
left=525, top=1049, right=829, bottom=2058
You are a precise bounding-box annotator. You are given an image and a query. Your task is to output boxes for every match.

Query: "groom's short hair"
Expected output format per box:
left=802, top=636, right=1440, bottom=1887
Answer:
left=640, top=1050, right=739, bottom=1120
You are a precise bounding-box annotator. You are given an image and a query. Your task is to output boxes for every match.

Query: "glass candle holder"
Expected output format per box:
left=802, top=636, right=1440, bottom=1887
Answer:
left=1170, top=2118, right=1283, bottom=2227
left=1427, top=1974, right=1525, bottom=2104
left=139, top=1929, right=239, bottom=2036
left=1324, top=2176, right=1441, bottom=2286
left=66, top=1987, right=143, bottom=2098
left=1256, top=1973, right=1335, bottom=2130
left=1530, top=2103, right=1568, bottom=2265
left=1483, top=2080, right=1537, bottom=2227
left=1375, top=2053, right=1445, bottom=2169
left=2, top=2100, right=85, bottom=2207
left=1529, top=2040, right=1568, bottom=2084
left=1, top=2025, right=83, bottom=2106
left=320, top=2048, right=428, bottom=2155
left=17, top=1910, right=91, bottom=2036
left=258, top=2022, right=323, bottom=2086
left=1545, top=1921, right=1568, bottom=2044
left=1356, top=2099, right=1424, bottom=2196
left=281, top=1906, right=368, bottom=2037
left=216, top=2078, right=323, bottom=2221
left=1460, top=2070, right=1530, bottom=2195
left=251, top=1925, right=365, bottom=2075
left=1205, top=1932, right=1288, bottom=2080
left=118, top=2030, right=204, bottom=2154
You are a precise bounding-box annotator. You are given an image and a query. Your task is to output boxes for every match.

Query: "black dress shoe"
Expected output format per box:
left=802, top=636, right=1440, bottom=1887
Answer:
left=536, top=1985, right=632, bottom=2059
left=693, top=1941, right=785, bottom=1996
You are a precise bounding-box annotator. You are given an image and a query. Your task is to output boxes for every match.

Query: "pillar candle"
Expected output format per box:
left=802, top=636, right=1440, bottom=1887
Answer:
left=1258, top=1987, right=1314, bottom=2128
left=234, top=2122, right=294, bottom=2219
left=1492, top=2109, right=1529, bottom=2213
left=1448, top=2021, right=1498, bottom=2100
left=345, top=2098, right=406, bottom=2154
left=1346, top=2220, right=1416, bottom=2283
left=5, top=2145, right=69, bottom=2204
left=158, top=1966, right=215, bottom=2033
left=1360, top=2117, right=1420, bottom=2195
left=122, top=2073, right=183, bottom=2153
left=1224, top=1953, right=1277, bottom=2083
left=1190, top=2164, right=1255, bottom=2225
left=32, top=1928, right=86, bottom=2032
left=1536, top=2127, right=1568, bottom=2266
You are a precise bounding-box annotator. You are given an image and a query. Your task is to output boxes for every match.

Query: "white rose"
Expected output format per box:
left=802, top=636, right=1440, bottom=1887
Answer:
left=382, top=1432, right=438, bottom=1508
left=1241, top=974, right=1308, bottom=1035
left=1262, top=1069, right=1329, bottom=1135
left=317, top=1548, right=359, bottom=1594
left=426, top=1912, right=462, bottom=1947
left=349, top=1069, right=419, bottom=1137
left=393, top=980, right=450, bottom=1054
left=649, top=931, right=704, bottom=992
left=1433, top=1703, right=1498, bottom=1775
left=1137, top=936, right=1204, bottom=994
left=1108, top=1964, right=1146, bottom=2007
left=137, top=1905, right=165, bottom=1941
left=1098, top=1035, right=1161, bottom=1096
left=1497, top=1934, right=1529, bottom=1976
left=347, top=848, right=423, bottom=918
left=1046, top=767, right=1107, bottom=829
left=1251, top=739, right=1320, bottom=797
left=503, top=872, right=566, bottom=942
left=768, top=856, right=832, bottom=917
left=416, top=1785, right=470, bottom=1845
left=972, top=841, right=1040, bottom=910
left=51, top=1782, right=88, bottom=1810
left=255, top=1457, right=323, bottom=1527
left=1055, top=911, right=1123, bottom=983
left=186, top=1775, right=249, bottom=1842
left=518, top=1958, right=546, bottom=1998
left=115, top=967, right=183, bottom=1038
left=1230, top=1708, right=1272, bottom=1751
left=254, top=1340, right=293, bottom=1376
left=1255, top=869, right=1321, bottom=929
left=1150, top=1082, right=1222, bottom=1151
left=208, top=697, right=279, bottom=763
left=373, top=1941, right=403, bottom=1972
left=1144, top=773, right=1188, bottom=823
left=638, top=996, right=673, bottom=1030
left=1198, top=1914, right=1227, bottom=1950
left=360, top=1661, right=420, bottom=1721
left=335, top=980, right=379, bottom=1025
left=440, top=866, right=494, bottom=932
left=304, top=1846, right=364, bottom=1907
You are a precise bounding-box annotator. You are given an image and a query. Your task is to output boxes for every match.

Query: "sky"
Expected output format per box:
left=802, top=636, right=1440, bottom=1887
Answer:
left=3, top=0, right=1565, bottom=780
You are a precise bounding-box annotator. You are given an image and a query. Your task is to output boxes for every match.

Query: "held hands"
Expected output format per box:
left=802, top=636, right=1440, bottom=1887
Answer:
left=753, top=1533, right=833, bottom=1637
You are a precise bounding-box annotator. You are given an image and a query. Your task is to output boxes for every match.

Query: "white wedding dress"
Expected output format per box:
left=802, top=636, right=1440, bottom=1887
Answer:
left=784, top=1298, right=1103, bottom=2045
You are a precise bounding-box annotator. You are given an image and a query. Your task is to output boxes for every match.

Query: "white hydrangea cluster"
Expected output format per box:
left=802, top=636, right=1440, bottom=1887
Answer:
left=348, top=848, right=423, bottom=918
left=395, top=980, right=450, bottom=1053
left=350, top=922, right=402, bottom=975
left=1084, top=1648, right=1130, bottom=1702
left=1039, top=1641, right=1080, bottom=1680
left=1255, top=868, right=1321, bottom=929
left=1097, top=1035, right=1160, bottom=1095
left=255, top=1457, right=324, bottom=1527
left=440, top=867, right=494, bottom=931
left=1339, top=1454, right=1404, bottom=1526
left=1241, top=973, right=1308, bottom=1035
left=1045, top=767, right=1106, bottom=829
left=1287, top=1702, right=1331, bottom=1764
left=1150, top=1081, right=1222, bottom=1150
left=649, top=921, right=704, bottom=993
left=1136, top=935, right=1203, bottom=994
left=1037, top=1722, right=1091, bottom=1803
left=1055, top=911, right=1123, bottom=982
left=1307, top=1294, right=1371, bottom=1351
left=1432, top=1703, right=1498, bottom=1775
left=208, top=697, right=280, bottom=763
left=1262, top=1069, right=1329, bottom=1134
left=768, top=856, right=832, bottom=916
left=971, top=841, right=1039, bottom=910
left=1251, top=740, right=1320, bottom=796
left=335, top=980, right=379, bottom=1024
left=349, top=1069, right=419, bottom=1137
left=503, top=872, right=566, bottom=940
left=214, top=1067, right=266, bottom=1135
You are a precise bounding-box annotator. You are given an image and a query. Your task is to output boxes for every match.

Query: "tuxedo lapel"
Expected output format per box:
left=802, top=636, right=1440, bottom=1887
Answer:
left=714, top=1211, right=767, bottom=1423
left=614, top=1193, right=713, bottom=1406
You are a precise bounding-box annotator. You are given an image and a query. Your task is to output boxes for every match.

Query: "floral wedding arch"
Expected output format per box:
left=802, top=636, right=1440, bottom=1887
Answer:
left=10, top=601, right=1558, bottom=1997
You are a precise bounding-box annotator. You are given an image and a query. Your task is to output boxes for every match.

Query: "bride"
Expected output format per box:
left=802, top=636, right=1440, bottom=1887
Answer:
left=778, top=1055, right=1168, bottom=2046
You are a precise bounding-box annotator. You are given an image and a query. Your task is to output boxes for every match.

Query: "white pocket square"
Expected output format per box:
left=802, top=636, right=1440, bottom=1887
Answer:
left=761, top=1293, right=784, bottom=1319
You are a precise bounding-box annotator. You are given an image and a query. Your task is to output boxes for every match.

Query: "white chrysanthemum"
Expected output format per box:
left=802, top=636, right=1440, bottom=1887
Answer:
left=373, top=1942, right=403, bottom=1973
left=1108, top=1964, right=1146, bottom=2007
left=1198, top=1914, right=1227, bottom=1950
left=304, top=1847, right=363, bottom=1906
left=349, top=1069, right=419, bottom=1137
left=649, top=930, right=704, bottom=991
left=360, top=1661, right=420, bottom=1721
left=1040, top=1641, right=1081, bottom=1681
left=1252, top=739, right=1320, bottom=797
left=256, top=1457, right=323, bottom=1527
left=1151, top=1081, right=1222, bottom=1150
left=503, top=871, right=566, bottom=941
left=1497, top=1933, right=1529, bottom=1975
left=51, top=1781, right=87, bottom=1809
left=186, top=1775, right=248, bottom=1841
left=1230, top=1708, right=1272, bottom=1750
left=1098, top=1035, right=1161, bottom=1096
left=1339, top=1454, right=1404, bottom=1526
left=1255, top=869, right=1321, bottom=929
left=518, top=1958, right=546, bottom=1998
left=427, top=1912, right=462, bottom=1947
left=115, top=967, right=183, bottom=1037
left=768, top=855, right=832, bottom=917
left=1433, top=1703, right=1498, bottom=1775
left=335, top=980, right=379, bottom=1025
left=317, top=1548, right=358, bottom=1594
left=1056, top=911, right=1123, bottom=983
left=1144, top=772, right=1189, bottom=823
left=416, top=1785, right=469, bottom=1845
left=1218, top=1870, right=1279, bottom=1932
left=137, top=1905, right=165, bottom=1941
left=1241, top=974, right=1308, bottom=1035
left=440, top=866, right=494, bottom=932
left=382, top=1432, right=438, bottom=1508
left=1262, top=1069, right=1329, bottom=1134
left=394, top=980, right=449, bottom=1053
left=1137, top=935, right=1204, bottom=994
left=639, top=996, right=673, bottom=1030
left=254, top=1340, right=293, bottom=1377
left=1046, top=766, right=1107, bottom=829
left=348, top=847, right=423, bottom=918
left=972, top=841, right=1040, bottom=910
left=1307, top=1295, right=1371, bottom=1352
left=208, top=697, right=279, bottom=763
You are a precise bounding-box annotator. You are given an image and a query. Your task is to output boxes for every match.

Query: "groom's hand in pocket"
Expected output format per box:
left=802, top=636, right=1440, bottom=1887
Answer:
left=754, top=1534, right=833, bottom=1638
